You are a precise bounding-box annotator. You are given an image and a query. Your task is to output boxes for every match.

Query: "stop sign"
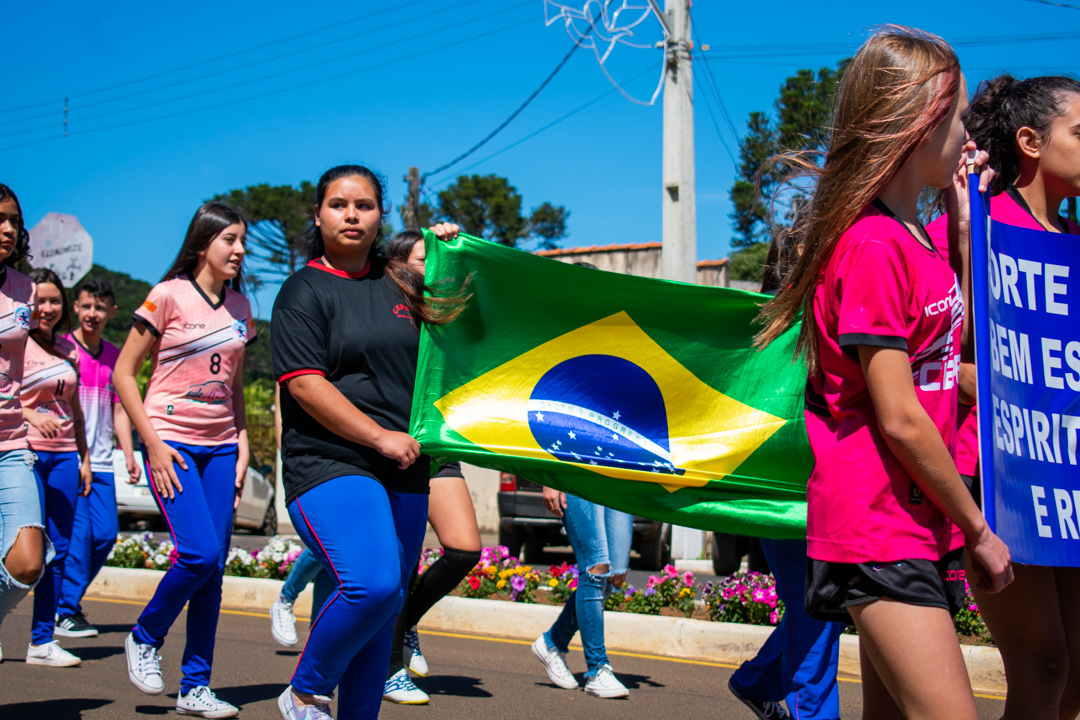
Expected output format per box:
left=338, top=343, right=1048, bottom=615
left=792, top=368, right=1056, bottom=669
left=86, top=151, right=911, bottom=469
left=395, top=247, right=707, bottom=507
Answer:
left=28, top=213, right=94, bottom=288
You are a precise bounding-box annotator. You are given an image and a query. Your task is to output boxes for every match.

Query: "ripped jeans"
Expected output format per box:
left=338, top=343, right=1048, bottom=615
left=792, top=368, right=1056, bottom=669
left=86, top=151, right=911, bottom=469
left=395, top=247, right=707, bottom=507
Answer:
left=544, top=494, right=633, bottom=677
left=0, top=448, right=53, bottom=627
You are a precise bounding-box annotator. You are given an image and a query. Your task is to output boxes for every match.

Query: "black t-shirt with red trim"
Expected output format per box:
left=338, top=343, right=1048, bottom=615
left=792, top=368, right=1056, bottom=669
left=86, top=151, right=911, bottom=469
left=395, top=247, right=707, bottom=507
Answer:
left=271, top=258, right=429, bottom=504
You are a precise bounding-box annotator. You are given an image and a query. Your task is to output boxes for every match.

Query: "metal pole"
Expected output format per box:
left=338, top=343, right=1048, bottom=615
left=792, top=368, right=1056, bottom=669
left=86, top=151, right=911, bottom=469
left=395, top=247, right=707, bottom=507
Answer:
left=661, top=0, right=696, bottom=285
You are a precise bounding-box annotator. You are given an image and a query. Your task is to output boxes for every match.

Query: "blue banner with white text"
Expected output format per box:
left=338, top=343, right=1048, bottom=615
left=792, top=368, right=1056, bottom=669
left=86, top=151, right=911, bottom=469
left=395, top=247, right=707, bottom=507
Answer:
left=971, top=183, right=1080, bottom=567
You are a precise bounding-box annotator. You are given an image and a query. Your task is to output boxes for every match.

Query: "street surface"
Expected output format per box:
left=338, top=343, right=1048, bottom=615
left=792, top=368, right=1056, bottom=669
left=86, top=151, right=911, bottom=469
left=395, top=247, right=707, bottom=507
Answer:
left=0, top=593, right=1006, bottom=719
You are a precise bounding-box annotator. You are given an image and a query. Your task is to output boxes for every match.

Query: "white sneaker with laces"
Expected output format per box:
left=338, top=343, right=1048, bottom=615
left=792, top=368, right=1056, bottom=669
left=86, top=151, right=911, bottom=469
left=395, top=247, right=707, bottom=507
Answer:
left=125, top=632, right=164, bottom=695
left=530, top=636, right=578, bottom=689
left=403, top=626, right=428, bottom=676
left=583, top=664, right=629, bottom=699
left=278, top=685, right=334, bottom=720
left=176, top=686, right=239, bottom=718
left=271, top=598, right=298, bottom=647
left=383, top=668, right=430, bottom=704
left=26, top=640, right=81, bottom=667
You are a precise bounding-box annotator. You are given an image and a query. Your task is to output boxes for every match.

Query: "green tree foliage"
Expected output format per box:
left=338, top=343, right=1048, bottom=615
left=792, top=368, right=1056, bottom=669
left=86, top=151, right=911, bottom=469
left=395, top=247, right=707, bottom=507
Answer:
left=208, top=183, right=316, bottom=283
left=435, top=174, right=569, bottom=248
left=729, top=61, right=849, bottom=249
left=729, top=242, right=771, bottom=283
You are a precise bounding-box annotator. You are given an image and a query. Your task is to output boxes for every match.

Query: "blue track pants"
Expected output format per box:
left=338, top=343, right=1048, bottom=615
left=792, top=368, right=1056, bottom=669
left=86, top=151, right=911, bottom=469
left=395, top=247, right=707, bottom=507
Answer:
left=31, top=450, right=81, bottom=645
left=730, top=538, right=842, bottom=719
left=132, top=442, right=236, bottom=692
left=288, top=475, right=428, bottom=720
left=57, top=471, right=118, bottom=619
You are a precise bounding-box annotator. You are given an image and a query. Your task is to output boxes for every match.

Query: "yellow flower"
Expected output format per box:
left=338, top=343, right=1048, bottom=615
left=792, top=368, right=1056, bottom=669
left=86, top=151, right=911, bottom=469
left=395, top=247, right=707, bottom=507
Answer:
left=497, top=579, right=507, bottom=589
left=548, top=579, right=559, bottom=587
left=499, top=570, right=509, bottom=579
left=680, top=588, right=693, bottom=597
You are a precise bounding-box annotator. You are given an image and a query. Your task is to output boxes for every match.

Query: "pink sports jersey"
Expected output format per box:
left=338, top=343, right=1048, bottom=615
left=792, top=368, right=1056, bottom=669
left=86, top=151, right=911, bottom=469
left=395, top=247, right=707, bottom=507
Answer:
left=806, top=203, right=965, bottom=563
left=23, top=334, right=79, bottom=452
left=133, top=276, right=255, bottom=446
left=67, top=335, right=120, bottom=473
left=926, top=190, right=1080, bottom=477
left=0, top=268, right=36, bottom=451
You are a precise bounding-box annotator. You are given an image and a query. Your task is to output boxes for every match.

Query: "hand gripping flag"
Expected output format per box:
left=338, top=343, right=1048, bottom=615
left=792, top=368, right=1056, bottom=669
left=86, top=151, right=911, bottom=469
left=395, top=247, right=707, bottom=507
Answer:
left=410, top=232, right=813, bottom=539
left=969, top=179, right=1080, bottom=567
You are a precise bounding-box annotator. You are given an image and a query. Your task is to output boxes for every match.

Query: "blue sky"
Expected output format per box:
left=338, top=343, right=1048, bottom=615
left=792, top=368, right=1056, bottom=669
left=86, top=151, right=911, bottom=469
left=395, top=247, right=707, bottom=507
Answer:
left=4, top=0, right=1079, bottom=317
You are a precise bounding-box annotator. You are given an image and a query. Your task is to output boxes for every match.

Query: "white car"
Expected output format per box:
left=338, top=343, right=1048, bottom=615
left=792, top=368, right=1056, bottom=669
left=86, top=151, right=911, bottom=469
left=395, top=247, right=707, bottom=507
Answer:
left=113, top=449, right=278, bottom=535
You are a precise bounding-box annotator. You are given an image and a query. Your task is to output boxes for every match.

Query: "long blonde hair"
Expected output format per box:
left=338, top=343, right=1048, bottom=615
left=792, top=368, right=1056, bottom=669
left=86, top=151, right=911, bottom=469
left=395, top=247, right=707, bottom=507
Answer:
left=754, top=26, right=961, bottom=373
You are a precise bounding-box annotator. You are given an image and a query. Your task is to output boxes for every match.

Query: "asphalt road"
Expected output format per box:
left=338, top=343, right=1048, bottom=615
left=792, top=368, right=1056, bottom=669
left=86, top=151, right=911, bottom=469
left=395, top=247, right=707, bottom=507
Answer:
left=0, top=593, right=1006, bottom=719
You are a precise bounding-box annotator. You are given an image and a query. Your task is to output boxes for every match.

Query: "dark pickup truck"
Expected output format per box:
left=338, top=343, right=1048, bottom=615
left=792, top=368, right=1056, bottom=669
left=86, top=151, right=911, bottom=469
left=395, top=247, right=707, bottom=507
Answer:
left=497, top=472, right=672, bottom=570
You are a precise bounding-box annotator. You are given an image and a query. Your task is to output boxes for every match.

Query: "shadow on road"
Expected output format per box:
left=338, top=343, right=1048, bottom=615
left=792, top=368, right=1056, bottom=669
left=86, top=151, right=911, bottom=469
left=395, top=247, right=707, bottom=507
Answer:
left=614, top=672, right=664, bottom=690
left=212, top=682, right=290, bottom=706
left=92, top=623, right=138, bottom=635
left=2, top=698, right=112, bottom=718
left=422, top=675, right=493, bottom=698
left=135, top=705, right=170, bottom=715
left=76, top=645, right=126, bottom=661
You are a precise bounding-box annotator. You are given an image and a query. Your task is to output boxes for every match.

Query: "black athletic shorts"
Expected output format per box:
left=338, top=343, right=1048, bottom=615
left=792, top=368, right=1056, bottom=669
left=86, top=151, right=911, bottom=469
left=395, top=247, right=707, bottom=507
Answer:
left=432, top=461, right=463, bottom=479
left=961, top=473, right=981, bottom=510
left=805, top=547, right=966, bottom=622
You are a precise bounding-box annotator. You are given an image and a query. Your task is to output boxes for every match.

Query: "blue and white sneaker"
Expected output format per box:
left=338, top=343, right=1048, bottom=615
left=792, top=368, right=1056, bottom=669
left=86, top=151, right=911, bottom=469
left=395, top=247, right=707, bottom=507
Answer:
left=176, top=686, right=238, bottom=718
left=383, top=668, right=430, bottom=704
left=403, top=626, right=428, bottom=676
left=278, top=686, right=334, bottom=719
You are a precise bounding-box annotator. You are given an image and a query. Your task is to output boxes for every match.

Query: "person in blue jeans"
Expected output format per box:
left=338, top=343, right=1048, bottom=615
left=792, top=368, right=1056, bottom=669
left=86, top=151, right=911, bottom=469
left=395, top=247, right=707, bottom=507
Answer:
left=533, top=486, right=632, bottom=699
left=726, top=232, right=842, bottom=720
left=269, top=547, right=333, bottom=647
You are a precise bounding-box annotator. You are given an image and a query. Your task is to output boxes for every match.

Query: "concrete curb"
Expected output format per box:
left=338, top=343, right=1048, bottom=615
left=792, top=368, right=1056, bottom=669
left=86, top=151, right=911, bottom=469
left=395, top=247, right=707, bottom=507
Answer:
left=88, top=567, right=1006, bottom=696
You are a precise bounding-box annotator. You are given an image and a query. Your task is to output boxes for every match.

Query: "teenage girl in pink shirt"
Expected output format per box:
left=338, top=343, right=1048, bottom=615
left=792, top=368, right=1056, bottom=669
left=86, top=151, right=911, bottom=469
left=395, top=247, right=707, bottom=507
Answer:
left=932, top=74, right=1080, bottom=720
left=755, top=27, right=1012, bottom=718
left=115, top=202, right=254, bottom=719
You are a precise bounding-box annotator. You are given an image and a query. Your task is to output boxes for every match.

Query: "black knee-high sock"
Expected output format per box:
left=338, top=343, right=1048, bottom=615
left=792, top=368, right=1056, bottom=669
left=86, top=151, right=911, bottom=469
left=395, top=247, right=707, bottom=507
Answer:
left=387, top=547, right=481, bottom=678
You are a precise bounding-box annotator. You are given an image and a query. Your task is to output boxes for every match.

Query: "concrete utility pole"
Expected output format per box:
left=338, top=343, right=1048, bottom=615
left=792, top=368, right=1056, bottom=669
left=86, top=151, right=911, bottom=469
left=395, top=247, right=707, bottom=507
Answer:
left=403, top=166, right=421, bottom=230
left=660, top=0, right=696, bottom=285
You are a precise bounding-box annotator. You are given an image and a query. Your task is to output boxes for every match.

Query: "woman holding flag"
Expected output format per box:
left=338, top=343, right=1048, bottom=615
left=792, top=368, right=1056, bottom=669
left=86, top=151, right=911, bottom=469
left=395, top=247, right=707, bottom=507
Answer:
left=930, top=73, right=1080, bottom=720
left=272, top=165, right=463, bottom=720
left=755, top=26, right=1012, bottom=718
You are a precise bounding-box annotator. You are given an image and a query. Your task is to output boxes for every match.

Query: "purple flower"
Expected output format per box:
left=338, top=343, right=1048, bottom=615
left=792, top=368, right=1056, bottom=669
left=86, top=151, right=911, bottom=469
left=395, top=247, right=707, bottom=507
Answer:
left=644, top=588, right=656, bottom=597
left=510, top=575, right=527, bottom=593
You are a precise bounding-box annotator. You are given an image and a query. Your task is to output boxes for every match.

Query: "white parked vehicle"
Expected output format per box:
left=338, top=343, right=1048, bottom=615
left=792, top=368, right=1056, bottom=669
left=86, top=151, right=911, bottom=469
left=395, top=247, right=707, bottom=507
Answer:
left=113, top=449, right=278, bottom=535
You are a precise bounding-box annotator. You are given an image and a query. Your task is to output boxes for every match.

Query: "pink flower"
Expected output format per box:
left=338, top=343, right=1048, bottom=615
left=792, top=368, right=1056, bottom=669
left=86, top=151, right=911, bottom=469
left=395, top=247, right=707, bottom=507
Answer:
left=663, top=564, right=678, bottom=578
left=752, top=588, right=766, bottom=603
left=769, top=610, right=780, bottom=624
left=682, top=571, right=694, bottom=587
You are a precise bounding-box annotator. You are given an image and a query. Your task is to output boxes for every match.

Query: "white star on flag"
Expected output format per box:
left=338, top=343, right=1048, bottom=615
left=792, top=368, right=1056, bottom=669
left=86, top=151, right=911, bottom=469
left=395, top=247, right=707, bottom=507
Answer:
left=613, top=411, right=621, bottom=420
left=535, top=412, right=544, bottom=422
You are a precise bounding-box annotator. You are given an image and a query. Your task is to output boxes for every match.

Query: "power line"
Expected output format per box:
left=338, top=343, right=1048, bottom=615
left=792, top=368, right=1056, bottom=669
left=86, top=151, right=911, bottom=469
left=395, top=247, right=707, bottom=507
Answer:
left=0, top=0, right=437, bottom=117
left=691, top=70, right=738, bottom=166
left=0, top=3, right=535, bottom=143
left=422, top=22, right=593, bottom=179
left=0, top=17, right=533, bottom=154
left=1022, top=0, right=1080, bottom=9
left=687, top=9, right=740, bottom=143
left=428, top=64, right=657, bottom=189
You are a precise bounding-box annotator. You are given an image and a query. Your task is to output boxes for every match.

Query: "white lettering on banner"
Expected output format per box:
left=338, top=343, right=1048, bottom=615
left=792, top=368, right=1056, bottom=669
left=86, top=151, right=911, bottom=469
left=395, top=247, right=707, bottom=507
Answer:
left=1067, top=342, right=1080, bottom=391
left=1044, top=338, right=1065, bottom=389
left=1054, top=489, right=1080, bottom=540
left=994, top=324, right=1033, bottom=382
left=992, top=395, right=1080, bottom=465
left=989, top=251, right=1070, bottom=314
left=1033, top=486, right=1054, bottom=538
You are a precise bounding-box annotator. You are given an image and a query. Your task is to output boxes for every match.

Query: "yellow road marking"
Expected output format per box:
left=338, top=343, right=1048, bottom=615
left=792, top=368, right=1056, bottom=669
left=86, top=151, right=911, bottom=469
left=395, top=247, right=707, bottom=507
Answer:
left=83, top=595, right=1006, bottom=700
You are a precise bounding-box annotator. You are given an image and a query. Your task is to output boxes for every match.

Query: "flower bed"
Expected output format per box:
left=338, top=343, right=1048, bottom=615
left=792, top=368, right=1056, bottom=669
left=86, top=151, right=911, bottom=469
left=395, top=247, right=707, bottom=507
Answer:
left=105, top=536, right=990, bottom=639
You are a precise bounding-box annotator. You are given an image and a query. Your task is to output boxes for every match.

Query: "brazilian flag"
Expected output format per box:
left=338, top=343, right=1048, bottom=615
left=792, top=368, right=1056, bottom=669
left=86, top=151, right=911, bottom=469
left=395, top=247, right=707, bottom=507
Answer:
left=410, top=232, right=813, bottom=539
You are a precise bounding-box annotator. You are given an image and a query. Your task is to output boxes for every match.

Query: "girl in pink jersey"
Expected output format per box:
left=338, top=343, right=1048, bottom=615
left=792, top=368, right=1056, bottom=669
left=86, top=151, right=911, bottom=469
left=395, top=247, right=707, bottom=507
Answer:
left=21, top=268, right=91, bottom=668
left=115, top=202, right=254, bottom=719
left=754, top=27, right=1012, bottom=718
left=0, top=184, right=50, bottom=658
left=930, top=74, right=1080, bottom=720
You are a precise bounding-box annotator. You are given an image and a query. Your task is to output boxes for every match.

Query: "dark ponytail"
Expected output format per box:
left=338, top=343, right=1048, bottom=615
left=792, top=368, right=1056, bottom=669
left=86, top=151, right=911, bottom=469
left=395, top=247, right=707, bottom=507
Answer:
left=967, top=74, right=1080, bottom=195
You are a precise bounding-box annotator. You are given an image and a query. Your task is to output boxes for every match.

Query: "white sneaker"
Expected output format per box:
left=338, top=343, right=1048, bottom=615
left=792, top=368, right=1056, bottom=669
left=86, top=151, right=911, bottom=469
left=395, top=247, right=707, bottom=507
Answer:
left=383, top=668, right=430, bottom=704
left=125, top=632, right=164, bottom=695
left=26, top=640, right=81, bottom=667
left=176, top=686, right=239, bottom=718
left=271, top=599, right=298, bottom=647
left=531, top=636, right=578, bottom=689
left=278, top=685, right=334, bottom=719
left=583, top=664, right=629, bottom=699
left=403, top=626, right=428, bottom=676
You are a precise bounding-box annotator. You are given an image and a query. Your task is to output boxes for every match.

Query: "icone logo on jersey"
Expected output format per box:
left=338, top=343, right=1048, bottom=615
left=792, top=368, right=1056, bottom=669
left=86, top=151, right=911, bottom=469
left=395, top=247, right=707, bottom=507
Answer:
left=183, top=323, right=206, bottom=330
left=923, top=282, right=962, bottom=317
left=233, top=321, right=247, bottom=343
left=15, top=306, right=30, bottom=329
